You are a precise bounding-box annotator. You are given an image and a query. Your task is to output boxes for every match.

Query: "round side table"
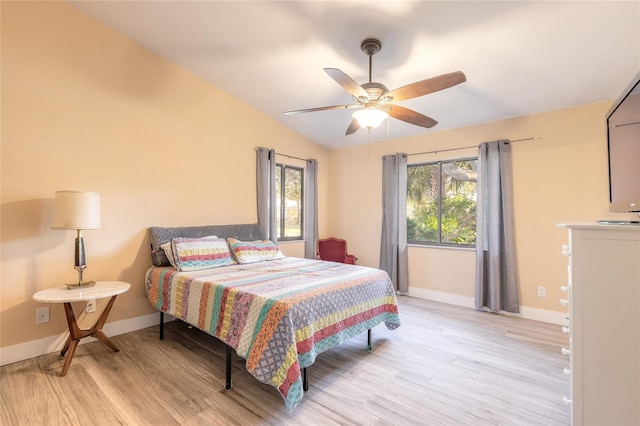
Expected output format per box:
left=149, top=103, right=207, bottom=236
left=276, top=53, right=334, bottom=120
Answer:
left=33, top=281, right=130, bottom=376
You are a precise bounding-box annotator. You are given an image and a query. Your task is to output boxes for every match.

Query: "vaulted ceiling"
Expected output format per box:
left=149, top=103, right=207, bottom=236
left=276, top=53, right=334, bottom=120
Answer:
left=69, top=1, right=640, bottom=150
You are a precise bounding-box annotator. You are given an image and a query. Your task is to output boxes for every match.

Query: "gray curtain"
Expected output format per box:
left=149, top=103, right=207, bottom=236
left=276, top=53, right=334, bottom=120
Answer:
left=475, top=140, right=519, bottom=313
left=256, top=147, right=277, bottom=243
left=379, top=153, right=409, bottom=293
left=303, top=159, right=318, bottom=259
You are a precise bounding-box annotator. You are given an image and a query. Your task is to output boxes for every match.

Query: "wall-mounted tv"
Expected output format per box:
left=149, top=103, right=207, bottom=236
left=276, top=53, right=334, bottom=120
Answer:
left=606, top=70, right=640, bottom=218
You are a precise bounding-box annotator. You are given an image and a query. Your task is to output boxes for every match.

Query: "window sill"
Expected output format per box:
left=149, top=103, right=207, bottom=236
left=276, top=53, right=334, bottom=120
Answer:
left=407, top=243, right=475, bottom=252
left=277, top=239, right=305, bottom=244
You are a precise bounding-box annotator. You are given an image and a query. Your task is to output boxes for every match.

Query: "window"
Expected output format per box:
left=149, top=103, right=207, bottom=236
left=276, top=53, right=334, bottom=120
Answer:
left=407, top=158, right=477, bottom=246
left=275, top=163, right=303, bottom=241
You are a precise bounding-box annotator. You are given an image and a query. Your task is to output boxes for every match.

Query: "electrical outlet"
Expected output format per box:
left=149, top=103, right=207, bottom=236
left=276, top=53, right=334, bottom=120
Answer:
left=536, top=286, right=546, bottom=298
left=36, top=307, right=49, bottom=324
left=86, top=299, right=96, bottom=313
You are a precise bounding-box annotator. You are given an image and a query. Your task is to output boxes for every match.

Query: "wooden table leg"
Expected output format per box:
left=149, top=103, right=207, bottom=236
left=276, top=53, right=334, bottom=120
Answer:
left=60, top=335, right=71, bottom=357
left=59, top=295, right=120, bottom=377
left=60, top=339, right=79, bottom=377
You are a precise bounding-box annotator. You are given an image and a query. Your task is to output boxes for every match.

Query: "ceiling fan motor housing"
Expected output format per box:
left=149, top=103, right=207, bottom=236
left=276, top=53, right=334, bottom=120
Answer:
left=361, top=82, right=389, bottom=101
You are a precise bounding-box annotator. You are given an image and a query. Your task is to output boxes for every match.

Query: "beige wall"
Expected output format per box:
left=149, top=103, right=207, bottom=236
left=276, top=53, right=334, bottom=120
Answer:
left=326, top=102, right=639, bottom=318
left=0, top=1, right=327, bottom=349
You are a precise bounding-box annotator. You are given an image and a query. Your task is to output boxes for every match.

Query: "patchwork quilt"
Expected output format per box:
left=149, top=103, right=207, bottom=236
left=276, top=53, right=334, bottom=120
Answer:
left=145, top=257, right=400, bottom=411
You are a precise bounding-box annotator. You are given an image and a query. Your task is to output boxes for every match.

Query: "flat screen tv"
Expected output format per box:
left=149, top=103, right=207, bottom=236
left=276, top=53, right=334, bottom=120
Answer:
left=605, top=70, right=640, bottom=219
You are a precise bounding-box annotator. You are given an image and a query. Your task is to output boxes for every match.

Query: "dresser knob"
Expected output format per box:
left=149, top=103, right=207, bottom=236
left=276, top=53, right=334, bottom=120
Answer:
left=560, top=298, right=570, bottom=306
left=562, top=326, right=570, bottom=334
left=561, top=347, right=570, bottom=355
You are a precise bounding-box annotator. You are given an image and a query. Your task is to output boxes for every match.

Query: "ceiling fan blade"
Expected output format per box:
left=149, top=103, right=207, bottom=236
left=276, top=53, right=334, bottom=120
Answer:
left=389, top=105, right=438, bottom=128
left=345, top=118, right=360, bottom=135
left=324, top=68, right=369, bottom=99
left=284, top=104, right=356, bottom=115
left=386, top=71, right=466, bottom=101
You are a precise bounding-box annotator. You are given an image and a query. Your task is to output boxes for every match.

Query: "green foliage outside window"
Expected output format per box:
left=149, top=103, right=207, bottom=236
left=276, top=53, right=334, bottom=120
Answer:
left=407, top=159, right=477, bottom=246
left=276, top=164, right=303, bottom=240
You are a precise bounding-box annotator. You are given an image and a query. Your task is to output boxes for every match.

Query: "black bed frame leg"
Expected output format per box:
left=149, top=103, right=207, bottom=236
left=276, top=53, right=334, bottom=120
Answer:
left=303, top=367, right=308, bottom=392
left=159, top=312, right=164, bottom=340
left=367, top=328, right=372, bottom=351
left=225, top=344, right=233, bottom=390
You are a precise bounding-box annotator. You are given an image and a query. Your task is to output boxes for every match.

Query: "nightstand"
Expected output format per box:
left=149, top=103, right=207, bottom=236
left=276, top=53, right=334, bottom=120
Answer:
left=33, top=280, right=130, bottom=376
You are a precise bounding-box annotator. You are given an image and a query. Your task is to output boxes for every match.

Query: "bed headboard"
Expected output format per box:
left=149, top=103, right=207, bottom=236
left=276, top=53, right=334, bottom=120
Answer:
left=149, top=223, right=265, bottom=266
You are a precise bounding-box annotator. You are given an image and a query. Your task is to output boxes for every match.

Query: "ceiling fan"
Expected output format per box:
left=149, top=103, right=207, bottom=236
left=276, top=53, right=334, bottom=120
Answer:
left=284, top=38, right=467, bottom=135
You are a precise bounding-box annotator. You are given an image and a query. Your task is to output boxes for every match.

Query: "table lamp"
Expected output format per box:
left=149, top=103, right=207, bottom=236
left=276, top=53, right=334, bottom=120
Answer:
left=52, top=191, right=101, bottom=288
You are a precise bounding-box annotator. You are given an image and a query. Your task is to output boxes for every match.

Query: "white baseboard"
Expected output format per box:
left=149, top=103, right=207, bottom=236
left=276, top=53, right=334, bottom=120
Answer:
left=408, top=287, right=476, bottom=308
left=0, top=312, right=173, bottom=367
left=2, top=289, right=568, bottom=367
left=517, top=305, right=569, bottom=326
left=407, top=287, right=569, bottom=326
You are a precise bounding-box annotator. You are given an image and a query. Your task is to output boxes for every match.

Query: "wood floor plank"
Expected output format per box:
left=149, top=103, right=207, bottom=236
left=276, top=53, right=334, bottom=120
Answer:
left=0, top=296, right=570, bottom=425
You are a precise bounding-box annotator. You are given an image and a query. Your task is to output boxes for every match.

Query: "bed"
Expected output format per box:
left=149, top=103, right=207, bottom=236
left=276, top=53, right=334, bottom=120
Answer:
left=145, top=223, right=400, bottom=411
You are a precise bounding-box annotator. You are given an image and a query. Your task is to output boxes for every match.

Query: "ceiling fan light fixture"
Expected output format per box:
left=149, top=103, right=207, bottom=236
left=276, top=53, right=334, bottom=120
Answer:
left=353, top=107, right=389, bottom=129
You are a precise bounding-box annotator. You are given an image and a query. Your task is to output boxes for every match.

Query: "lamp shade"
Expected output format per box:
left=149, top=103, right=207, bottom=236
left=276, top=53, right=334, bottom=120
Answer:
left=52, top=191, right=101, bottom=230
left=353, top=107, right=389, bottom=129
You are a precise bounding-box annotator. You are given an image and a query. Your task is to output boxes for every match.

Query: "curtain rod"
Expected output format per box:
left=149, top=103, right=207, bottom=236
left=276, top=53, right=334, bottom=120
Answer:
left=276, top=152, right=308, bottom=162
left=255, top=147, right=309, bottom=162
left=406, top=136, right=540, bottom=157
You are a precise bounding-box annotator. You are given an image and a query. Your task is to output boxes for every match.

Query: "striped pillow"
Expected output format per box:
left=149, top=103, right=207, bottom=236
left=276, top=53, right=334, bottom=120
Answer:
left=162, top=235, right=218, bottom=269
left=227, top=238, right=285, bottom=264
left=172, top=237, right=235, bottom=271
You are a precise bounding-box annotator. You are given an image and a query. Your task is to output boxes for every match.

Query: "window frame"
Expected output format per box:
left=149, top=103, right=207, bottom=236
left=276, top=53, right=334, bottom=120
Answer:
left=275, top=163, right=304, bottom=242
left=406, top=157, right=478, bottom=248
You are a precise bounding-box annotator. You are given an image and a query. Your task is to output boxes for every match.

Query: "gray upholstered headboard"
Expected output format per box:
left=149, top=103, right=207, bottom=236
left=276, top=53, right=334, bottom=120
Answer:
left=149, top=223, right=265, bottom=266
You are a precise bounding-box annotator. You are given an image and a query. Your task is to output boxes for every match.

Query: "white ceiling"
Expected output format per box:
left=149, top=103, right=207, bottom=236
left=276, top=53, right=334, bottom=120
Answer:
left=68, top=1, right=640, bottom=151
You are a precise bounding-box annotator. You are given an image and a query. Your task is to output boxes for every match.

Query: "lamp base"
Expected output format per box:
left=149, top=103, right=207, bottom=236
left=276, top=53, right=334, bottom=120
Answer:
left=65, top=280, right=96, bottom=289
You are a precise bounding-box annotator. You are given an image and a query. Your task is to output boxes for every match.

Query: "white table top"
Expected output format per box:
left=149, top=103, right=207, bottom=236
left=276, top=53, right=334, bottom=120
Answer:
left=33, top=281, right=130, bottom=303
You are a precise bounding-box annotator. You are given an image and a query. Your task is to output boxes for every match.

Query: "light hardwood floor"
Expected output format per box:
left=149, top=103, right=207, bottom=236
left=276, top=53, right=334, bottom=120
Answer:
left=1, top=296, right=570, bottom=425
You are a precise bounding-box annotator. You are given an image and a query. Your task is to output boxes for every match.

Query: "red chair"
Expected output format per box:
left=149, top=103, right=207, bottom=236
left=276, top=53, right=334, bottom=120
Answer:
left=317, top=237, right=357, bottom=264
